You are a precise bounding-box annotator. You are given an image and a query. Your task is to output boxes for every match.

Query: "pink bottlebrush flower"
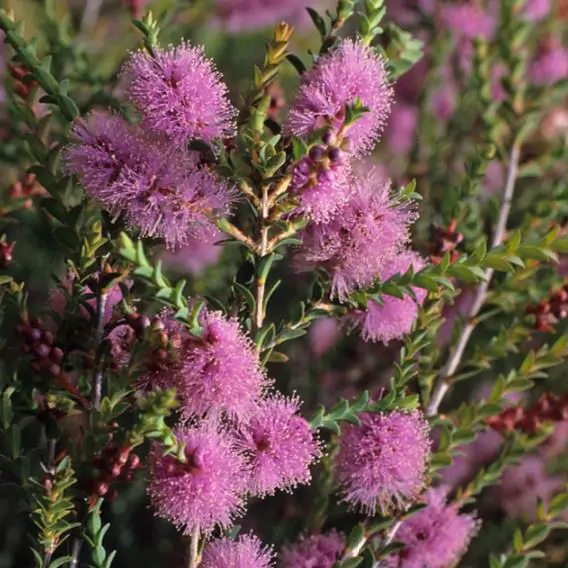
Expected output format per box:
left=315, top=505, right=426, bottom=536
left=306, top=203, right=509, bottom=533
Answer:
left=530, top=43, right=568, bottom=86
left=160, top=228, right=222, bottom=275
left=176, top=310, right=267, bottom=420
left=147, top=424, right=247, bottom=534
left=201, top=533, right=274, bottom=568
left=123, top=42, right=236, bottom=145
left=63, top=113, right=143, bottom=199
left=387, top=103, right=418, bottom=154
left=349, top=251, right=427, bottom=344
left=280, top=530, right=346, bottom=568
left=214, top=0, right=307, bottom=32
left=297, top=171, right=417, bottom=299
left=440, top=3, right=495, bottom=40
left=335, top=410, right=431, bottom=514
left=495, top=455, right=564, bottom=520
left=523, top=0, right=550, bottom=21
left=309, top=317, right=340, bottom=355
left=290, top=155, right=352, bottom=223
left=385, top=487, right=479, bottom=568
left=287, top=40, right=393, bottom=156
left=114, top=159, right=235, bottom=249
left=238, top=395, right=321, bottom=496
left=64, top=113, right=235, bottom=249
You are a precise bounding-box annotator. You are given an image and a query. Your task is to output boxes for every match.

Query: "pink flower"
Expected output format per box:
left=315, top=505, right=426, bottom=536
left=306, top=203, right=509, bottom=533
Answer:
left=214, top=0, right=308, bottom=32
left=290, top=157, right=351, bottom=223
left=63, top=113, right=141, bottom=199
left=349, top=251, right=427, bottom=344
left=147, top=424, right=247, bottom=534
left=309, top=317, right=340, bottom=355
left=385, top=487, right=479, bottom=568
left=64, top=113, right=235, bottom=249
left=297, top=171, right=417, bottom=299
left=387, top=103, right=417, bottom=154
left=287, top=40, right=393, bottom=156
left=530, top=43, right=568, bottom=86
left=335, top=410, right=431, bottom=513
left=201, top=533, right=274, bottom=568
left=123, top=42, right=236, bottom=145
left=176, top=310, right=267, bottom=420
left=238, top=395, right=321, bottom=496
left=280, top=531, right=345, bottom=568
left=496, top=455, right=564, bottom=520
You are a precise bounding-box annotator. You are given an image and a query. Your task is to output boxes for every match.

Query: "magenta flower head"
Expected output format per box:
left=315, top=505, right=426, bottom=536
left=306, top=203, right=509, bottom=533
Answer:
left=297, top=171, right=417, bottom=299
left=335, top=410, right=430, bottom=514
left=114, top=157, right=235, bottom=249
left=147, top=424, right=247, bottom=534
left=385, top=487, right=479, bottom=568
left=214, top=0, right=307, bottom=32
left=349, top=251, right=427, bottom=344
left=290, top=158, right=351, bottom=223
left=238, top=395, right=321, bottom=496
left=123, top=42, right=236, bottom=145
left=280, top=530, right=345, bottom=568
left=287, top=40, right=393, bottom=156
left=64, top=113, right=235, bottom=249
left=63, top=113, right=142, bottom=198
left=201, top=533, right=274, bottom=568
left=176, top=309, right=267, bottom=420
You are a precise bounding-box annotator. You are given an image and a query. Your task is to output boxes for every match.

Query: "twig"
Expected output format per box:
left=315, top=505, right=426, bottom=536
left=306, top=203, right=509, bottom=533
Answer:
left=92, top=292, right=108, bottom=411
left=69, top=537, right=82, bottom=567
left=187, top=530, right=200, bottom=568
left=426, top=140, right=522, bottom=417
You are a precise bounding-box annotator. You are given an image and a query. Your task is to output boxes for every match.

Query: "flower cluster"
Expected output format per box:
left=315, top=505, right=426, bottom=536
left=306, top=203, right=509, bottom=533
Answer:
left=64, top=43, right=237, bottom=249
left=144, top=308, right=320, bottom=536
left=289, top=39, right=425, bottom=344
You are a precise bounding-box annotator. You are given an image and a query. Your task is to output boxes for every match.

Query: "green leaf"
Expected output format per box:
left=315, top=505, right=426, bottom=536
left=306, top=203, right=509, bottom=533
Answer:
left=306, top=7, right=327, bottom=36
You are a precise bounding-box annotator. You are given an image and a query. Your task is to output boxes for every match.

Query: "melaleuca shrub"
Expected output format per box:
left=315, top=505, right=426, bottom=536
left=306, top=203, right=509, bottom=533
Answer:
left=2, top=1, right=568, bottom=567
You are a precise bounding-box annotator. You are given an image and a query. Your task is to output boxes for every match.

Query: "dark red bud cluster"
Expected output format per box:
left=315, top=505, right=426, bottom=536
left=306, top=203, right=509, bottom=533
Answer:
left=7, top=63, right=37, bottom=99
left=0, top=241, right=14, bottom=269
left=86, top=444, right=141, bottom=505
left=526, top=283, right=568, bottom=332
left=429, top=219, right=464, bottom=265
left=17, top=318, right=64, bottom=377
left=487, top=392, right=568, bottom=434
